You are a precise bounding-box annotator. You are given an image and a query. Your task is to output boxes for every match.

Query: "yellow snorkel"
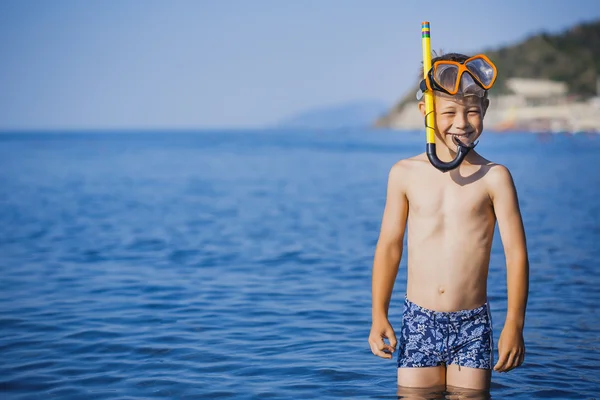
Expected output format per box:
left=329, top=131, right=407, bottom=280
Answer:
left=421, top=22, right=436, bottom=146
left=421, top=21, right=476, bottom=172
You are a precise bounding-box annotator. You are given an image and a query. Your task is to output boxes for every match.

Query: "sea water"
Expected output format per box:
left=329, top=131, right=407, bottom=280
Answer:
left=1, top=130, right=599, bottom=399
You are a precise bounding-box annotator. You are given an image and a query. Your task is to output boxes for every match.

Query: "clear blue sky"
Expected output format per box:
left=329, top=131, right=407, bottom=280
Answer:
left=1, top=0, right=599, bottom=130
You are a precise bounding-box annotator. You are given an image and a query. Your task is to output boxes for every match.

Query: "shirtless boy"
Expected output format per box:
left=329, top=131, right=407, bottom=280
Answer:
left=368, top=53, right=529, bottom=392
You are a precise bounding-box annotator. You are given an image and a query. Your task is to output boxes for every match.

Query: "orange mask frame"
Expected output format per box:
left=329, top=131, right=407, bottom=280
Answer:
left=424, top=54, right=498, bottom=95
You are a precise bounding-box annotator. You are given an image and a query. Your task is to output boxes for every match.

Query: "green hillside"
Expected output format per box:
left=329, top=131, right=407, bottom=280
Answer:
left=387, top=19, right=600, bottom=114
left=485, top=19, right=600, bottom=97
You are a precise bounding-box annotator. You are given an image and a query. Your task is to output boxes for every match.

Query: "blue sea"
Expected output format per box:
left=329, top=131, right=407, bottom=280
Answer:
left=1, top=130, right=599, bottom=399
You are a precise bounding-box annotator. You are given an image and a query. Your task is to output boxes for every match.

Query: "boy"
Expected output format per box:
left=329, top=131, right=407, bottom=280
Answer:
left=368, top=53, right=529, bottom=392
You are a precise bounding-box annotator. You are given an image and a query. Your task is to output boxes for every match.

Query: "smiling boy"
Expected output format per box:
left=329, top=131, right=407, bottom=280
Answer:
left=368, top=53, right=529, bottom=392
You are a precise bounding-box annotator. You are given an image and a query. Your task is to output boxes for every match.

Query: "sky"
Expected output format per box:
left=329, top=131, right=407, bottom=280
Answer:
left=1, top=0, right=599, bottom=130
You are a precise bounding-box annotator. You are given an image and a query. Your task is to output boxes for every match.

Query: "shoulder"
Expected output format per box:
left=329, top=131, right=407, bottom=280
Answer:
left=390, top=153, right=429, bottom=174
left=470, top=152, right=514, bottom=184
left=483, top=162, right=517, bottom=200
left=486, top=163, right=515, bottom=184
left=388, top=153, right=428, bottom=182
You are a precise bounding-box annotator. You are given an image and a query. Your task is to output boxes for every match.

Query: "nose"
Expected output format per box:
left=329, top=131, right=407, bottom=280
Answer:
left=453, top=111, right=469, bottom=130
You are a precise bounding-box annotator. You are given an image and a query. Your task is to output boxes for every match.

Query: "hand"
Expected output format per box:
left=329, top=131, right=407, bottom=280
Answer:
left=368, top=317, right=397, bottom=359
left=494, top=322, right=525, bottom=372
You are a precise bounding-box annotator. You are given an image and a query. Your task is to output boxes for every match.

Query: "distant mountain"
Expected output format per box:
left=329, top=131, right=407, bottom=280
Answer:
left=276, top=101, right=389, bottom=130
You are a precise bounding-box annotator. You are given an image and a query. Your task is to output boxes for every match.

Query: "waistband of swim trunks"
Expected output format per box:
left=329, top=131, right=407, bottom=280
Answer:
left=404, top=295, right=488, bottom=322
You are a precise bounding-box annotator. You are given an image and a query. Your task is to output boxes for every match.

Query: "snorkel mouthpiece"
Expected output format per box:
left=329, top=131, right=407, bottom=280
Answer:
left=426, top=140, right=478, bottom=172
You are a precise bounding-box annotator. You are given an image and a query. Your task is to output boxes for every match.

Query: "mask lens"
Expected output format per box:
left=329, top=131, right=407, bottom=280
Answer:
left=460, top=73, right=485, bottom=97
left=433, top=64, right=459, bottom=93
left=466, top=58, right=495, bottom=87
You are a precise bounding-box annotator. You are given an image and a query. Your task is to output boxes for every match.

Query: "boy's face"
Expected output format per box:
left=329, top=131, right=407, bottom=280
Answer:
left=419, top=93, right=489, bottom=152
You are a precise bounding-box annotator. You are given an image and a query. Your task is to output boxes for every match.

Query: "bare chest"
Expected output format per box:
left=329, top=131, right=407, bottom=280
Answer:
left=407, top=172, right=493, bottom=219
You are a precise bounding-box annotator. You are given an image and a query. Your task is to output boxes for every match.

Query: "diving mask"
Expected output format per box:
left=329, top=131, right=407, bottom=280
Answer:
left=416, top=54, right=497, bottom=100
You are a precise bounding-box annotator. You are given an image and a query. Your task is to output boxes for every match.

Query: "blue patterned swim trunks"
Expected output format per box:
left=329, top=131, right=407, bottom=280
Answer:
left=397, top=296, right=493, bottom=370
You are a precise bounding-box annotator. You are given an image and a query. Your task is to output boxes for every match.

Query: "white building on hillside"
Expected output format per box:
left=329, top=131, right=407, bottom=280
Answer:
left=504, top=78, right=569, bottom=106
left=490, top=78, right=600, bottom=132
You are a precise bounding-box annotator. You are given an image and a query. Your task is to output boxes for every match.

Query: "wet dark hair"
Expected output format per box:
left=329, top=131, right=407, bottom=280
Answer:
left=432, top=52, right=470, bottom=64
left=421, top=52, right=470, bottom=75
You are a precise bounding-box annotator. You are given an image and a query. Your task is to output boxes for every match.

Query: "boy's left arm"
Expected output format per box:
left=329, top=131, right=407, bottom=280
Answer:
left=489, top=165, right=529, bottom=373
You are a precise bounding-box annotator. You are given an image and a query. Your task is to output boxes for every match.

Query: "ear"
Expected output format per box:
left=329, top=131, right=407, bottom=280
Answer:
left=482, top=98, right=490, bottom=117
left=418, top=101, right=426, bottom=116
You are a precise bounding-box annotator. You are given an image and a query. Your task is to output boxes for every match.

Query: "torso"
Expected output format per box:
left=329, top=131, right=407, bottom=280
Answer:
left=402, top=153, right=497, bottom=312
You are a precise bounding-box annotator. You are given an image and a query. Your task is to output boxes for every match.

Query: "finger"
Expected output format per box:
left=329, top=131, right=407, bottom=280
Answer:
left=369, top=337, right=392, bottom=358
left=380, top=342, right=396, bottom=354
left=377, top=332, right=396, bottom=354
left=515, top=351, right=525, bottom=368
left=511, top=350, right=523, bottom=369
left=493, top=350, right=509, bottom=371
left=387, top=329, right=398, bottom=350
left=503, top=352, right=517, bottom=372
left=369, top=341, right=392, bottom=359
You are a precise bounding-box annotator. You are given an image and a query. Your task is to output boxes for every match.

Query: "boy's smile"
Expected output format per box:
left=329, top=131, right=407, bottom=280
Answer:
left=434, top=94, right=487, bottom=151
left=418, top=92, right=489, bottom=154
left=447, top=131, right=475, bottom=142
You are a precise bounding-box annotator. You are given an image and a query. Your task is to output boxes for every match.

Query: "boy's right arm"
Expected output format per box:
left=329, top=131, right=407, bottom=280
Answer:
left=369, top=162, right=409, bottom=359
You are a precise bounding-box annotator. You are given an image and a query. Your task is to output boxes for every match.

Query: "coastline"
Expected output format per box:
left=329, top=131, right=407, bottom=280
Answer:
left=374, top=93, right=600, bottom=134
